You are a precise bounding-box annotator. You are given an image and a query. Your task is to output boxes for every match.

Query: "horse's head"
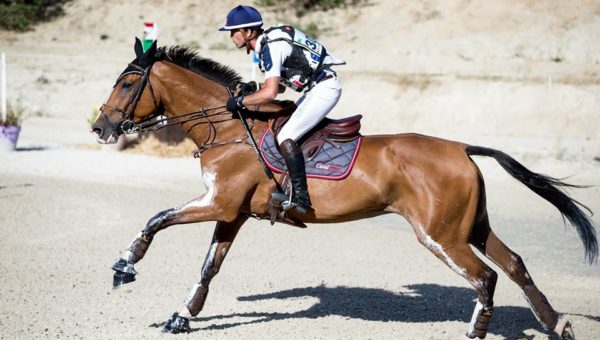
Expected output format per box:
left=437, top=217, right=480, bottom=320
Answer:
left=92, top=38, right=163, bottom=144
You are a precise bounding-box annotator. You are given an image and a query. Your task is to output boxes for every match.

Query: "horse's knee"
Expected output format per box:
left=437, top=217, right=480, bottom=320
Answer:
left=144, top=208, right=177, bottom=234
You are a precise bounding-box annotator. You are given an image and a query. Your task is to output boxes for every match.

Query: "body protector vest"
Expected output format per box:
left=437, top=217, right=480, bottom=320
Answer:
left=258, top=25, right=345, bottom=92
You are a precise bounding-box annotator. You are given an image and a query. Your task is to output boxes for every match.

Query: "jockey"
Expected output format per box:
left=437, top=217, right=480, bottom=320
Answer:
left=220, top=4, right=345, bottom=215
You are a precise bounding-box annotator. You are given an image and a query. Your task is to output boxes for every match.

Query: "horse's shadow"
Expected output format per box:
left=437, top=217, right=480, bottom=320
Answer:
left=151, top=284, right=598, bottom=338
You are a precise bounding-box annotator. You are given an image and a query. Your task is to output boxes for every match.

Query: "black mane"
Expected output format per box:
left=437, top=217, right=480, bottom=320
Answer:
left=155, top=46, right=242, bottom=87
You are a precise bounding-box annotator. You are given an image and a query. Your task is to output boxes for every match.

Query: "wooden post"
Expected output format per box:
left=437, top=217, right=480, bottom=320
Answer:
left=1, top=53, right=6, bottom=123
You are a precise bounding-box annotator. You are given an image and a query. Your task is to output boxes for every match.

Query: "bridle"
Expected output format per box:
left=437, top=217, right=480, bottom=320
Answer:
left=100, top=59, right=282, bottom=189
left=99, top=62, right=242, bottom=151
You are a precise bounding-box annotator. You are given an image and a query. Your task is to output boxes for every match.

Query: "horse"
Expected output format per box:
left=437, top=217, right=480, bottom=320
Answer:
left=91, top=39, right=597, bottom=339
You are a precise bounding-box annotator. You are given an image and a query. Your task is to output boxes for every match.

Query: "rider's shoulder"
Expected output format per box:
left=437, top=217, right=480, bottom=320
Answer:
left=257, top=25, right=293, bottom=52
left=264, top=24, right=295, bottom=39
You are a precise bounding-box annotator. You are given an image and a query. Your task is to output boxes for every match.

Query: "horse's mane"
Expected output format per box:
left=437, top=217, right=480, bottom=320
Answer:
left=155, top=46, right=242, bottom=87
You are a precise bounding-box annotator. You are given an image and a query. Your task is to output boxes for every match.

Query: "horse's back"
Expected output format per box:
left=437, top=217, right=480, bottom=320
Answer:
left=359, top=132, right=472, bottom=171
left=351, top=133, right=480, bottom=216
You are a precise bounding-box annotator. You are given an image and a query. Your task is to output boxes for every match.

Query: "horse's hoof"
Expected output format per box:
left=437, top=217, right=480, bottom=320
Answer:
left=111, top=259, right=137, bottom=289
left=162, top=312, right=191, bottom=334
left=113, top=270, right=136, bottom=288
left=555, top=318, right=575, bottom=340
left=454, top=335, right=482, bottom=340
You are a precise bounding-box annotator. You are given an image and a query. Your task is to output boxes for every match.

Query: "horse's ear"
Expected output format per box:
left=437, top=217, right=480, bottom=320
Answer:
left=136, top=40, right=157, bottom=67
left=143, top=40, right=157, bottom=59
left=134, top=37, right=144, bottom=58
left=145, top=40, right=156, bottom=59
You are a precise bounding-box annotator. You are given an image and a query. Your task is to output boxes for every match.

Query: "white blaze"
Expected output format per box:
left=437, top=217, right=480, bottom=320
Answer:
left=180, top=171, right=217, bottom=210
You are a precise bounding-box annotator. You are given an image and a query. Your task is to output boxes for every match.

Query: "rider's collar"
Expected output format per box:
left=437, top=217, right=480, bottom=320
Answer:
left=254, top=32, right=266, bottom=52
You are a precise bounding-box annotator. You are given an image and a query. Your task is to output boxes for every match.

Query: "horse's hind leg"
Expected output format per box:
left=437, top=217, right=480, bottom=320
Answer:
left=470, top=215, right=575, bottom=339
left=413, top=222, right=498, bottom=339
left=163, top=215, right=247, bottom=334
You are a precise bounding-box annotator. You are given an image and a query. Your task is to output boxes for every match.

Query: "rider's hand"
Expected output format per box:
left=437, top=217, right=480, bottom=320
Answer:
left=226, top=96, right=244, bottom=113
left=239, top=81, right=259, bottom=95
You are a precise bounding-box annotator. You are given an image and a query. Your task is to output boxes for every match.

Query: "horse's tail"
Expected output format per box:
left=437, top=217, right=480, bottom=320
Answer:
left=465, top=145, right=598, bottom=264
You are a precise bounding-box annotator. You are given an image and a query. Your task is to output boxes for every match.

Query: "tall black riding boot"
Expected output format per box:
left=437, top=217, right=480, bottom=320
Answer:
left=278, top=138, right=312, bottom=214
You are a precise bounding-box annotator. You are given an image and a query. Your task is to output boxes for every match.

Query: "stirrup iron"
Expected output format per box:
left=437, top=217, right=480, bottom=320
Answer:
left=271, top=191, right=297, bottom=211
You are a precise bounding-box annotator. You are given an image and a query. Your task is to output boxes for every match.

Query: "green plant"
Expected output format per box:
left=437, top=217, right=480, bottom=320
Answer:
left=0, top=0, right=72, bottom=31
left=1, top=100, right=26, bottom=126
left=281, top=20, right=322, bottom=38
left=86, top=106, right=100, bottom=127
left=255, top=0, right=365, bottom=17
left=300, top=21, right=322, bottom=38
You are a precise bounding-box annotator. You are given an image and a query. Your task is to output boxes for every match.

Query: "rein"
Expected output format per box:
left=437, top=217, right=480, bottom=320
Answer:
left=100, top=62, right=246, bottom=152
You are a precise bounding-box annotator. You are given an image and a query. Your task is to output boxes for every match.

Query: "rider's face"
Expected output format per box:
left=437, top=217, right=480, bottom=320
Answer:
left=229, top=29, right=246, bottom=49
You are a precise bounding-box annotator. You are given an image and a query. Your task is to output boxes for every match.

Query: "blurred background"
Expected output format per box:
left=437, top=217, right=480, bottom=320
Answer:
left=1, top=2, right=600, bottom=339
left=0, top=0, right=598, bottom=159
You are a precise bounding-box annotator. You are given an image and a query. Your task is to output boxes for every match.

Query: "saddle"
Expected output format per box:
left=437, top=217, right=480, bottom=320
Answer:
left=271, top=114, right=362, bottom=160
left=260, top=111, right=363, bottom=229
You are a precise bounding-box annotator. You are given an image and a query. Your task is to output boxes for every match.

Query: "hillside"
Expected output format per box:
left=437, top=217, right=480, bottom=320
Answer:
left=1, top=0, right=599, bottom=159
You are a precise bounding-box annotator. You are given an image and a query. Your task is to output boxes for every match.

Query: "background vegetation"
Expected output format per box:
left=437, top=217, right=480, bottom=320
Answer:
left=255, top=0, right=364, bottom=16
left=1, top=100, right=27, bottom=126
left=0, top=0, right=71, bottom=31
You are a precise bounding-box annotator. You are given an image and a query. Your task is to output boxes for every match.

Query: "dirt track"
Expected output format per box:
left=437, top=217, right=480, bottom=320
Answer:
left=1, top=148, right=599, bottom=339
left=1, top=0, right=600, bottom=338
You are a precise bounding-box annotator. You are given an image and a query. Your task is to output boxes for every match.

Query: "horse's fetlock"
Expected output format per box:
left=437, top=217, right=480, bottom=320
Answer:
left=185, top=283, right=209, bottom=316
left=522, top=284, right=558, bottom=329
left=125, top=233, right=153, bottom=263
left=467, top=303, right=493, bottom=339
left=554, top=318, right=575, bottom=340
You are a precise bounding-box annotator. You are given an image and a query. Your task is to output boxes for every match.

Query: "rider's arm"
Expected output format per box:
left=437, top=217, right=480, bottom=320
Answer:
left=257, top=82, right=286, bottom=94
left=241, top=76, right=280, bottom=105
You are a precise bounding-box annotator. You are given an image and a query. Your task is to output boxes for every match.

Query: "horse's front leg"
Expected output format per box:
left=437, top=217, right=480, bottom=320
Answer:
left=163, top=215, right=247, bottom=334
left=112, top=181, right=242, bottom=288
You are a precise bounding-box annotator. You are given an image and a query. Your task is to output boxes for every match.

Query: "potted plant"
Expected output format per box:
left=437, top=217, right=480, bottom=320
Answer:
left=0, top=100, right=25, bottom=151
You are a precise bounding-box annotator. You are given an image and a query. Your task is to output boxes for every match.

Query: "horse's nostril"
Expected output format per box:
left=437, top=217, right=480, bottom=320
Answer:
left=92, top=126, right=103, bottom=137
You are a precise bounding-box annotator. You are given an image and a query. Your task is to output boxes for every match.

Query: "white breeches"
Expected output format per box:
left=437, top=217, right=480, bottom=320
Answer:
left=277, top=76, right=342, bottom=144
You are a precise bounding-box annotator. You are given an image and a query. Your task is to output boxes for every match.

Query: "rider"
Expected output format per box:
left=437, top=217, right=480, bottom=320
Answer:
left=220, top=4, right=345, bottom=214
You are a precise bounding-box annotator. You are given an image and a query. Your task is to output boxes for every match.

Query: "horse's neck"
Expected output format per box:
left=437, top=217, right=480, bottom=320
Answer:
left=153, top=62, right=270, bottom=149
left=153, top=62, right=233, bottom=147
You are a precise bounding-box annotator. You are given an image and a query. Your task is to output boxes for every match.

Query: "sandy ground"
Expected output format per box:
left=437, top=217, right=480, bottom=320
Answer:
left=1, top=0, right=600, bottom=339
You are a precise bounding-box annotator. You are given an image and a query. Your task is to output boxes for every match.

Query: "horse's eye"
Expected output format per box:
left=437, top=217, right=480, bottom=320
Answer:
left=122, top=82, right=133, bottom=91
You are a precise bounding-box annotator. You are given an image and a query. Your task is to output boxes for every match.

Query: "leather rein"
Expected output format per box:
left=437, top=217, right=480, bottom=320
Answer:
left=99, top=63, right=248, bottom=154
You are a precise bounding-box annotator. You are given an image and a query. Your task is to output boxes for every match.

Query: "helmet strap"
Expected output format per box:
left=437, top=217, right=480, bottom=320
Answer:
left=242, top=28, right=261, bottom=54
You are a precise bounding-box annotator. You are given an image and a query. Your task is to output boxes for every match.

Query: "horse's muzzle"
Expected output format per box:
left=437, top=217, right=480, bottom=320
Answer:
left=91, top=123, right=119, bottom=144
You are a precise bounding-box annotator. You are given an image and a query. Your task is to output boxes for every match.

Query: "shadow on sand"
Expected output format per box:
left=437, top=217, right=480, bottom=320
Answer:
left=15, top=146, right=49, bottom=152
left=150, top=284, right=599, bottom=338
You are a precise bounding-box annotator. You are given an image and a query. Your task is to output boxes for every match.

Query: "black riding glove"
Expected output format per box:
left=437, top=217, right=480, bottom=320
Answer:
left=226, top=95, right=244, bottom=113
left=239, top=81, right=259, bottom=95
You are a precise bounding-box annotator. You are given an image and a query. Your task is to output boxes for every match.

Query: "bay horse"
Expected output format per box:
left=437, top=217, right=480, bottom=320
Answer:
left=92, top=39, right=596, bottom=339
